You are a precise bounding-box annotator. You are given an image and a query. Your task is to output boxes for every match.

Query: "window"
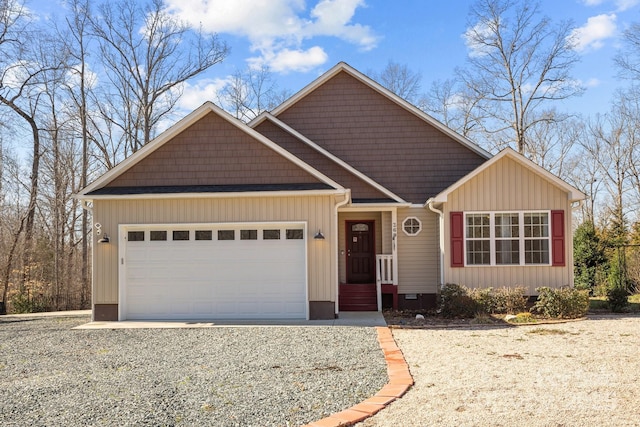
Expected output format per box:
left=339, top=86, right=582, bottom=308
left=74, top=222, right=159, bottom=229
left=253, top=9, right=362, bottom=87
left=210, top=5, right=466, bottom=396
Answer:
left=402, top=217, right=422, bottom=236
left=240, top=229, right=258, bottom=240
left=150, top=230, right=167, bottom=241
left=466, top=213, right=490, bottom=265
left=172, top=230, right=189, bottom=241
left=195, top=230, right=212, bottom=241
left=218, top=230, right=235, bottom=241
left=286, top=229, right=304, bottom=240
left=128, top=231, right=144, bottom=241
left=263, top=229, right=281, bottom=240
left=524, top=213, right=550, bottom=264
left=495, top=213, right=519, bottom=265
left=464, top=212, right=550, bottom=266
left=351, top=223, right=369, bottom=232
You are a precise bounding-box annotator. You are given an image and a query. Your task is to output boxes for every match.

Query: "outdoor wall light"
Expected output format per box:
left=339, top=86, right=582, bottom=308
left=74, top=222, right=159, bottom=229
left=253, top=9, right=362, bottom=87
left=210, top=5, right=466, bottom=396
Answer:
left=98, top=234, right=110, bottom=243
left=313, top=230, right=325, bottom=240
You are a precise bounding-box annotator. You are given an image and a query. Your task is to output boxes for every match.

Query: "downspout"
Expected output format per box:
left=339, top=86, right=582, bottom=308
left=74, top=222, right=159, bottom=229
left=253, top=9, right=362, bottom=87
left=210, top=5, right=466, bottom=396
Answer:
left=334, top=190, right=351, bottom=317
left=426, top=198, right=444, bottom=288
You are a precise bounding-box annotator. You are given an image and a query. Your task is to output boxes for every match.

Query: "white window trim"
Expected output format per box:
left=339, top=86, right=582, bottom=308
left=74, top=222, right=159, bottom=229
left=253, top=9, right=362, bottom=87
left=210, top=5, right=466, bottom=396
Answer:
left=402, top=216, right=422, bottom=236
left=463, top=211, right=551, bottom=267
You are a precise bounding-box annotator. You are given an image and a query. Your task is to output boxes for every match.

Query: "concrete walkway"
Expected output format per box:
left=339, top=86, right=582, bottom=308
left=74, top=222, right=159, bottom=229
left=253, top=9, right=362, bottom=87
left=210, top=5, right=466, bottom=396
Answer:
left=74, top=311, right=387, bottom=329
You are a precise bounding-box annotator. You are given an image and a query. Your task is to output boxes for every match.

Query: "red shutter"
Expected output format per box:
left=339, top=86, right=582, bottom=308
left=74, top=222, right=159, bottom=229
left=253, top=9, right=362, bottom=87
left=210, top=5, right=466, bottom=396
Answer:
left=450, top=211, right=464, bottom=267
left=551, top=210, right=565, bottom=266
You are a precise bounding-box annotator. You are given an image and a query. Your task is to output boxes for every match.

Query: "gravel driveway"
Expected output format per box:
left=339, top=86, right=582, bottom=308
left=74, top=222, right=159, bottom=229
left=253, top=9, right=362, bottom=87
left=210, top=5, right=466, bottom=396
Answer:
left=0, top=315, right=386, bottom=427
left=360, top=315, right=640, bottom=427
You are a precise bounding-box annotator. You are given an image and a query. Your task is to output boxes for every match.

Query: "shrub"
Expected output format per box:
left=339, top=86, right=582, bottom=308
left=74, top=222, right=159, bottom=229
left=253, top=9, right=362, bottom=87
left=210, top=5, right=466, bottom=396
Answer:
left=607, top=286, right=629, bottom=313
left=439, top=284, right=477, bottom=318
left=468, top=287, right=527, bottom=314
left=532, top=287, right=589, bottom=319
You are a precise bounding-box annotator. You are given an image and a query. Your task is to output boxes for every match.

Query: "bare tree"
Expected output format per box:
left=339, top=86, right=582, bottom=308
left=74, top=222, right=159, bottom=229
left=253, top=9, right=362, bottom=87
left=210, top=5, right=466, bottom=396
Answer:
left=615, top=22, right=640, bottom=81
left=91, top=0, right=229, bottom=155
left=581, top=109, right=635, bottom=241
left=422, top=77, right=486, bottom=139
left=61, top=0, right=93, bottom=307
left=217, top=66, right=292, bottom=122
left=370, top=60, right=422, bottom=104
left=458, top=0, right=583, bottom=154
left=0, top=0, right=68, bottom=296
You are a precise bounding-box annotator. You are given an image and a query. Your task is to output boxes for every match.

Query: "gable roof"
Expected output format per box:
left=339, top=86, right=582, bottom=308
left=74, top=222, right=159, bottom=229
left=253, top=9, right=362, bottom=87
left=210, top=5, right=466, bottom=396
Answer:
left=257, top=62, right=491, bottom=160
left=76, top=102, right=344, bottom=199
left=252, top=112, right=407, bottom=204
left=430, top=147, right=586, bottom=203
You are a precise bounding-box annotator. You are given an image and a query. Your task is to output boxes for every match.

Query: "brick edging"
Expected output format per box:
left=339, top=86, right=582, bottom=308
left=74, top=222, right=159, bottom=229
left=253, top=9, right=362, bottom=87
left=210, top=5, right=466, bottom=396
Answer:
left=302, top=326, right=413, bottom=427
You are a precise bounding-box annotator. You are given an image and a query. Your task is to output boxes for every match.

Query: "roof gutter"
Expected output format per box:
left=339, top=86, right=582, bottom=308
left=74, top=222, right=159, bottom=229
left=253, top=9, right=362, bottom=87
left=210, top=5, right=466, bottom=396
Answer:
left=426, top=198, right=445, bottom=288
left=74, top=189, right=347, bottom=202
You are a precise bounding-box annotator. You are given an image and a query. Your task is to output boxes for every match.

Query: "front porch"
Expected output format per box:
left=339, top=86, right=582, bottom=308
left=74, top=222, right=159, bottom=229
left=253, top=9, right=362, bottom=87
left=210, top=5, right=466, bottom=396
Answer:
left=337, top=209, right=398, bottom=312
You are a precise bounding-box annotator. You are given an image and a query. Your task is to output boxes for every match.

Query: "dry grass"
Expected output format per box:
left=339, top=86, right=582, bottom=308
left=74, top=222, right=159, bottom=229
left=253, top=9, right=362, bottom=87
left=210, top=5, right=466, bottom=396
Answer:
left=360, top=316, right=640, bottom=427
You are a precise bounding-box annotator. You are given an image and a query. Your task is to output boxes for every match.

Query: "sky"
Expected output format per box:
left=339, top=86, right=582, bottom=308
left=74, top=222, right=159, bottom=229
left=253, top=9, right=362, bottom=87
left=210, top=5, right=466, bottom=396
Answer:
left=32, top=0, right=640, bottom=119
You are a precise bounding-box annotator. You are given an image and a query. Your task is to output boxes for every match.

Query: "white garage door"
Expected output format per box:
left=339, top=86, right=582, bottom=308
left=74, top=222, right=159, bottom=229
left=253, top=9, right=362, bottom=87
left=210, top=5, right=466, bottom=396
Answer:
left=120, top=223, right=307, bottom=320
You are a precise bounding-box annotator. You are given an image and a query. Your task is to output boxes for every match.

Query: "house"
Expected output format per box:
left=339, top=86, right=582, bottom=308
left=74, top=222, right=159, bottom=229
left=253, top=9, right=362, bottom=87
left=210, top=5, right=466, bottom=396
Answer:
left=76, top=62, right=585, bottom=321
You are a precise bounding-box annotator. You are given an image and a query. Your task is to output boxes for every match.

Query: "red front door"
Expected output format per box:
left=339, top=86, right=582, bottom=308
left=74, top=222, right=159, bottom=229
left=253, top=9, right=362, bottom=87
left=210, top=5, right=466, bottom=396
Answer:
left=346, top=221, right=375, bottom=283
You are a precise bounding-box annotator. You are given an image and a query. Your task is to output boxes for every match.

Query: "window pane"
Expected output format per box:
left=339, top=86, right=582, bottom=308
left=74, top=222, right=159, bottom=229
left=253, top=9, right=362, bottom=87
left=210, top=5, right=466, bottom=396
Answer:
left=524, top=213, right=549, bottom=238
left=150, top=230, right=167, bottom=241
left=495, top=213, right=519, bottom=238
left=218, top=230, right=235, bottom=241
left=525, top=239, right=549, bottom=264
left=173, top=230, right=189, bottom=241
left=195, top=230, right=212, bottom=240
left=466, top=240, right=490, bottom=265
left=286, top=229, right=304, bottom=240
left=496, top=240, right=520, bottom=265
left=263, top=229, right=280, bottom=240
left=128, top=231, right=144, bottom=241
left=466, top=214, right=490, bottom=238
left=240, top=230, right=257, bottom=240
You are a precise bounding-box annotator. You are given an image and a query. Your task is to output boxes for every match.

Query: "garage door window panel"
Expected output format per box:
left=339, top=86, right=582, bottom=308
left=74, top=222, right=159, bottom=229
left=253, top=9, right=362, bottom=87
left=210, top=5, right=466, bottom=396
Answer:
left=241, top=230, right=258, bottom=240
left=263, top=229, right=281, bottom=240
left=218, top=230, right=235, bottom=240
left=286, top=229, right=304, bottom=240
left=150, top=230, right=167, bottom=241
left=195, top=230, right=212, bottom=240
left=128, top=231, right=145, bottom=241
left=173, top=230, right=190, bottom=241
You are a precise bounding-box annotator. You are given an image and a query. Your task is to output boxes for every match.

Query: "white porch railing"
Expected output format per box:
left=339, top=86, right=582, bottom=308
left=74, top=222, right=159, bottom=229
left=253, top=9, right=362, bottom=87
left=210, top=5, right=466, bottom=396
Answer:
left=376, top=254, right=395, bottom=311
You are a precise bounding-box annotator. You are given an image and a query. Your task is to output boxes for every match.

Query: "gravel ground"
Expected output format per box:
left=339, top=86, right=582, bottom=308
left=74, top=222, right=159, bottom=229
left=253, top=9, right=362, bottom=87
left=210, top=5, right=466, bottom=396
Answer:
left=0, top=315, right=387, bottom=427
left=360, top=315, right=640, bottom=427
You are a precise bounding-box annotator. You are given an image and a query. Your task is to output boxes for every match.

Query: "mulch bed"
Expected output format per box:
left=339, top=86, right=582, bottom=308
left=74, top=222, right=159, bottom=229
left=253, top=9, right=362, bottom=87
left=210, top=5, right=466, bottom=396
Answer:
left=382, top=309, right=587, bottom=328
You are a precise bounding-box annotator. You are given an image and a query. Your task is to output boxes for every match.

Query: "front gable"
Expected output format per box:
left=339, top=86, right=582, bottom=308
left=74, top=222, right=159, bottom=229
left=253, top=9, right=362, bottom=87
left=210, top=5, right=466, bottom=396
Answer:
left=105, top=112, right=325, bottom=189
left=267, top=63, right=490, bottom=203
left=433, top=148, right=586, bottom=209
left=78, top=103, right=342, bottom=197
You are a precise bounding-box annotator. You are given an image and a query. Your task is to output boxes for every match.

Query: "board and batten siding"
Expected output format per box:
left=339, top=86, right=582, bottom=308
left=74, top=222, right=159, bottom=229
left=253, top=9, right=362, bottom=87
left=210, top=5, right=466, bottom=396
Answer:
left=397, top=208, right=440, bottom=295
left=443, top=156, right=574, bottom=294
left=92, top=195, right=336, bottom=305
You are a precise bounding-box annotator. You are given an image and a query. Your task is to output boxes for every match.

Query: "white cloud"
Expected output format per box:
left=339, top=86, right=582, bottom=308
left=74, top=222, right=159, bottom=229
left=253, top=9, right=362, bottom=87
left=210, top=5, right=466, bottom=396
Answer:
left=581, top=0, right=640, bottom=10
left=164, top=0, right=378, bottom=73
left=570, top=14, right=617, bottom=52
left=463, top=21, right=496, bottom=58
left=176, top=78, right=230, bottom=111
left=249, top=46, right=329, bottom=73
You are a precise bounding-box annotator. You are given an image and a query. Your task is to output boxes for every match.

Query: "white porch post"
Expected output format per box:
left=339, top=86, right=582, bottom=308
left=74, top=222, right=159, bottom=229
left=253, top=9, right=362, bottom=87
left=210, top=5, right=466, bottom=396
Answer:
left=392, top=208, right=399, bottom=287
